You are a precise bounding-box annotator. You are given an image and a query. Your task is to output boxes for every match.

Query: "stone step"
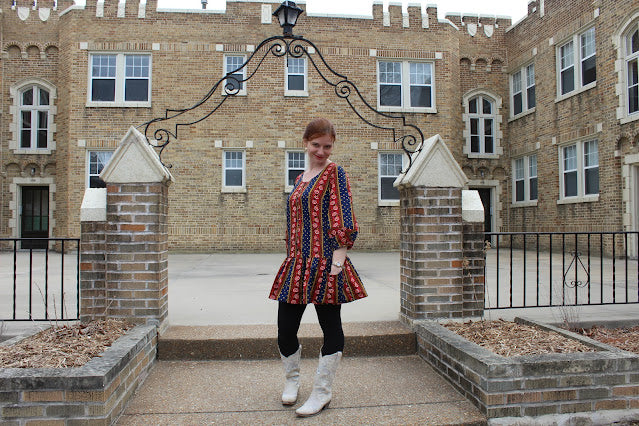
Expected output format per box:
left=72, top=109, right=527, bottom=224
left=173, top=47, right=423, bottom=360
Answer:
left=158, top=321, right=415, bottom=360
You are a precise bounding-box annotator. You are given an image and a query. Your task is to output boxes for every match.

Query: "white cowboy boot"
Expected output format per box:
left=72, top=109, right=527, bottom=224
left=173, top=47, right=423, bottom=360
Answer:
left=295, top=351, right=342, bottom=417
left=280, top=345, right=302, bottom=405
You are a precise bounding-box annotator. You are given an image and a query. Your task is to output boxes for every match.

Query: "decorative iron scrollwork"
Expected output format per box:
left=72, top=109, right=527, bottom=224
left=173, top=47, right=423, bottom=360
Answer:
left=141, top=34, right=425, bottom=172
left=563, top=250, right=590, bottom=289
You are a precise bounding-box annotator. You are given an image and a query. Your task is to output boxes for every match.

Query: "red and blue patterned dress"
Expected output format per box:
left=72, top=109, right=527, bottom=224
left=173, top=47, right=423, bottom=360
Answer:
left=270, top=162, right=367, bottom=305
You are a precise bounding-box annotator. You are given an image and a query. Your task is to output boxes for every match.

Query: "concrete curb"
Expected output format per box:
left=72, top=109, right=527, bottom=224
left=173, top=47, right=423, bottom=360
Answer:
left=158, top=321, right=416, bottom=360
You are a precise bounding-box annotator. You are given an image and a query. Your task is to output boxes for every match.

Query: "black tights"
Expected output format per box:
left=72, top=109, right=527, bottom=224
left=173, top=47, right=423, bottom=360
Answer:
left=277, top=302, right=344, bottom=357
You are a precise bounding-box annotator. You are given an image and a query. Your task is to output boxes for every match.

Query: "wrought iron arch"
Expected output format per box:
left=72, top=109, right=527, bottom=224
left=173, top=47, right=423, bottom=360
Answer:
left=141, top=34, right=425, bottom=173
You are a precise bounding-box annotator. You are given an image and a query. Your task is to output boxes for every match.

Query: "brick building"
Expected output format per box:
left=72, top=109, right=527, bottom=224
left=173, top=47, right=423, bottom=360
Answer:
left=1, top=0, right=638, bottom=252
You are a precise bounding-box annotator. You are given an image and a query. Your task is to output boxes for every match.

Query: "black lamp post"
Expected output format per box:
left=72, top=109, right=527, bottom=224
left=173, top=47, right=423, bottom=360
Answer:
left=273, top=0, right=304, bottom=36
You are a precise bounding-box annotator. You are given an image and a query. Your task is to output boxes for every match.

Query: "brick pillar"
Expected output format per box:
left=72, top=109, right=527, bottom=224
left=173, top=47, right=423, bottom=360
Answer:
left=399, top=186, right=464, bottom=321
left=461, top=190, right=485, bottom=317
left=80, top=188, right=107, bottom=322
left=395, top=135, right=484, bottom=324
left=105, top=182, right=169, bottom=329
left=80, top=127, right=173, bottom=332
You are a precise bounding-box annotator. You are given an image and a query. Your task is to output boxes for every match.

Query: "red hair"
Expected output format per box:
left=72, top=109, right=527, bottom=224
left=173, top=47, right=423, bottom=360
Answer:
left=303, top=118, right=336, bottom=142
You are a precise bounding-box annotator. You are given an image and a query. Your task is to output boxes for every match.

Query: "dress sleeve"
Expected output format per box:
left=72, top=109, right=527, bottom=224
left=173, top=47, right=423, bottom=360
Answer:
left=328, top=164, right=358, bottom=249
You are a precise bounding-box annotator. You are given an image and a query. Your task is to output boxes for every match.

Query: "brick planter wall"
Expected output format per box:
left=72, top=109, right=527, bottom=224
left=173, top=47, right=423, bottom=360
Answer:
left=415, top=318, right=639, bottom=419
left=0, top=325, right=157, bottom=425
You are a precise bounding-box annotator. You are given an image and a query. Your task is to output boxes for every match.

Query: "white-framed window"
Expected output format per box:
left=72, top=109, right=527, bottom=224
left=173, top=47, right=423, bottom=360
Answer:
left=559, top=139, right=598, bottom=203
left=378, top=152, right=404, bottom=205
left=377, top=60, right=435, bottom=112
left=463, top=90, right=503, bottom=158
left=513, top=154, right=537, bottom=205
left=223, top=150, right=245, bottom=191
left=511, top=63, right=535, bottom=117
left=9, top=80, right=57, bottom=154
left=469, top=95, right=494, bottom=155
left=625, top=23, right=639, bottom=117
left=224, top=55, right=247, bottom=96
left=88, top=53, right=151, bottom=107
left=286, top=151, right=305, bottom=190
left=285, top=57, right=307, bottom=96
left=87, top=150, right=114, bottom=188
left=557, top=27, right=596, bottom=98
left=19, top=85, right=50, bottom=150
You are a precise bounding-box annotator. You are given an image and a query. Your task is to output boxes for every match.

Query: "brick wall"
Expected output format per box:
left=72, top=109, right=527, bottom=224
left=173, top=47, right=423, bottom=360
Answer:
left=0, top=325, right=156, bottom=425
left=462, top=221, right=485, bottom=317
left=399, top=184, right=485, bottom=322
left=1, top=0, right=638, bottom=251
left=80, top=220, right=107, bottom=322
left=416, top=319, right=639, bottom=419
left=80, top=182, right=169, bottom=328
left=104, top=182, right=169, bottom=326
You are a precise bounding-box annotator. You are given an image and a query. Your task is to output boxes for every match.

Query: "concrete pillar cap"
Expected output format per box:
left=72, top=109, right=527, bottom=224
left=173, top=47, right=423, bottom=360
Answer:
left=394, top=134, right=468, bottom=189
left=462, top=190, right=484, bottom=223
left=100, top=126, right=174, bottom=185
left=80, top=188, right=107, bottom=222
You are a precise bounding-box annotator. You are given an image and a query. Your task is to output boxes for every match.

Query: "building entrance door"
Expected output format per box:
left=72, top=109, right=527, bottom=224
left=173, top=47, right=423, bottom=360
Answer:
left=21, top=186, right=49, bottom=249
left=476, top=187, right=492, bottom=233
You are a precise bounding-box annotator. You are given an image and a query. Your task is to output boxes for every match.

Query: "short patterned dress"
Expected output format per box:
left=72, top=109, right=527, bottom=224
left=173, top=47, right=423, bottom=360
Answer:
left=270, top=162, right=367, bottom=305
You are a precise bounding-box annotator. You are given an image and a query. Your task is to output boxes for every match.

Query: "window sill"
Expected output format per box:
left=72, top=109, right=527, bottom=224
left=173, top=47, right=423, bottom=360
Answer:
left=13, top=148, right=54, bottom=155
left=222, top=91, right=247, bottom=97
left=378, top=105, right=437, bottom=114
left=222, top=186, right=246, bottom=193
left=555, top=81, right=596, bottom=103
left=378, top=199, right=400, bottom=207
left=86, top=101, right=151, bottom=108
left=284, top=90, right=308, bottom=97
left=508, top=107, right=536, bottom=122
left=511, top=200, right=538, bottom=208
left=557, top=194, right=599, bottom=205
left=284, top=185, right=294, bottom=193
left=467, top=153, right=500, bottom=159
left=620, top=113, right=639, bottom=125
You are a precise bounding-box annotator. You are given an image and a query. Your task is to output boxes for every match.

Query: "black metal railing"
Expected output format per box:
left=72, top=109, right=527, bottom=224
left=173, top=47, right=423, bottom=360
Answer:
left=484, top=231, right=639, bottom=309
left=0, top=238, right=80, bottom=321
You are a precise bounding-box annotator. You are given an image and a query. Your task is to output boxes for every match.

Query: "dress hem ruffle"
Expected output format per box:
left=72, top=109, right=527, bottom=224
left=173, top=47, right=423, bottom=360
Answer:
left=269, top=256, right=367, bottom=305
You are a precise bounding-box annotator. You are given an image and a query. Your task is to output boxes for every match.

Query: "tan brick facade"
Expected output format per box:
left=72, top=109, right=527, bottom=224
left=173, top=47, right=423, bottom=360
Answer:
left=1, top=0, right=638, bottom=251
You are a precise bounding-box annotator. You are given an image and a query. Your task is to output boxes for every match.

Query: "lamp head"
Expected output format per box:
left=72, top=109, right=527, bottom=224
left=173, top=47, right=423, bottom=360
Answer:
left=273, top=1, right=304, bottom=36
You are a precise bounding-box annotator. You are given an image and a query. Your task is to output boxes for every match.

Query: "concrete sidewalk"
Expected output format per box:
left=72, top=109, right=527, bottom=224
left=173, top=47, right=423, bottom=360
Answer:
left=167, top=251, right=402, bottom=326
left=167, top=250, right=639, bottom=327
left=119, top=252, right=491, bottom=425
left=117, top=355, right=487, bottom=425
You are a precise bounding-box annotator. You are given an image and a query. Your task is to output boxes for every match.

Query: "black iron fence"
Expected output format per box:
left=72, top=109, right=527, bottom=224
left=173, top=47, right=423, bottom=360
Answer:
left=484, top=231, right=639, bottom=309
left=0, top=238, right=80, bottom=321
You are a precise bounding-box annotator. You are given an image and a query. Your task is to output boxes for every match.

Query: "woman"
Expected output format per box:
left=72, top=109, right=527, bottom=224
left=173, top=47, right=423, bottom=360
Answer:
left=269, top=118, right=367, bottom=417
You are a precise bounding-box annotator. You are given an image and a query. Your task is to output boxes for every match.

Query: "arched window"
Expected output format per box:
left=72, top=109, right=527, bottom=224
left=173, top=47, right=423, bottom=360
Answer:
left=19, top=85, right=50, bottom=149
left=462, top=90, right=503, bottom=158
left=10, top=79, right=56, bottom=153
left=469, top=95, right=494, bottom=154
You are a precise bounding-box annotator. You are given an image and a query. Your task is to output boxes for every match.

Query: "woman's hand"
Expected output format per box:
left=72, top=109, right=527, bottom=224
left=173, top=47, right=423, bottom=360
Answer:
left=329, top=247, right=348, bottom=276
left=329, top=264, right=343, bottom=276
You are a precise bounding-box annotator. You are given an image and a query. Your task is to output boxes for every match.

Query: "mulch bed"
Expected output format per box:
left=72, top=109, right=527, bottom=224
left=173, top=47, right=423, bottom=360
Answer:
left=444, top=319, right=639, bottom=357
left=2, top=318, right=638, bottom=367
left=0, top=319, right=133, bottom=368
left=577, top=325, right=639, bottom=353
left=445, top=319, right=594, bottom=357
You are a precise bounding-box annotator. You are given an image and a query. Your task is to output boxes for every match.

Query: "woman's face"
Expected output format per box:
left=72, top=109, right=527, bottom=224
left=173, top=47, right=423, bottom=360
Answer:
left=305, top=134, right=334, bottom=166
